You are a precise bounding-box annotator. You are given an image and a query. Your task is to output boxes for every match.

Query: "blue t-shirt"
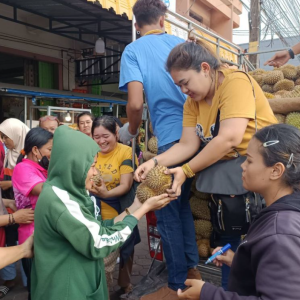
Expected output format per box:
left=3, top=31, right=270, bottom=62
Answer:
left=119, top=33, right=187, bottom=148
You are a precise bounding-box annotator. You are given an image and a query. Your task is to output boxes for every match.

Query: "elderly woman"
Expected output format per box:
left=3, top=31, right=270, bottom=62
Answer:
left=31, top=125, right=175, bottom=300
left=39, top=115, right=59, bottom=134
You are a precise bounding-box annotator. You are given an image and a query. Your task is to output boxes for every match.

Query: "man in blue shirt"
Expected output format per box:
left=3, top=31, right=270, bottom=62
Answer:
left=119, top=1, right=200, bottom=299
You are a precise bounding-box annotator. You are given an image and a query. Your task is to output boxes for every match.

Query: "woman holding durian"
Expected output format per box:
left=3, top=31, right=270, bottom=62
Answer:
left=135, top=33, right=278, bottom=289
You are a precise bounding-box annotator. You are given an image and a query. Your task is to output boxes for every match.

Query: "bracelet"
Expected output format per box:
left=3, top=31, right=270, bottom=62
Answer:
left=11, top=213, right=15, bottom=225
left=182, top=163, right=195, bottom=178
left=125, top=208, right=131, bottom=215
left=288, top=48, right=295, bottom=59
left=152, top=157, right=158, bottom=167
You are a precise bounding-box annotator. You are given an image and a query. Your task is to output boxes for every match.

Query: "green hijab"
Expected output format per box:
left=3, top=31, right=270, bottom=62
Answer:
left=47, top=125, right=99, bottom=206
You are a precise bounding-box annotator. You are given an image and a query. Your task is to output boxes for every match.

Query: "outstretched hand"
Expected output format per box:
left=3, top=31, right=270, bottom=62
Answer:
left=264, top=50, right=290, bottom=68
left=177, top=279, right=205, bottom=299
left=165, top=167, right=186, bottom=197
left=134, top=159, right=155, bottom=182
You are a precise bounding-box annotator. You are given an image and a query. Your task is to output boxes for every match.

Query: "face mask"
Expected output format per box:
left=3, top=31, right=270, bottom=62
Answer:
left=38, top=150, right=50, bottom=170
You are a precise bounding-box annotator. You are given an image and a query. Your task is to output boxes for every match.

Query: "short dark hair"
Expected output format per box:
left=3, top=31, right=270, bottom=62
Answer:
left=254, top=124, right=300, bottom=192
left=133, top=0, right=167, bottom=28
left=112, top=117, right=124, bottom=128
left=77, top=112, right=94, bottom=127
left=17, top=127, right=53, bottom=164
left=92, top=116, right=117, bottom=136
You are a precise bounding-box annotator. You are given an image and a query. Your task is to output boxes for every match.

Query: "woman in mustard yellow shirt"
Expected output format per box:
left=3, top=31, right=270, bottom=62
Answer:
left=135, top=38, right=277, bottom=290
left=89, top=115, right=138, bottom=296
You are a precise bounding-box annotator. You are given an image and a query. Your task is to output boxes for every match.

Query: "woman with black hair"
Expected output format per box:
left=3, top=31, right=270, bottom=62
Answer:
left=12, top=127, right=53, bottom=300
left=178, top=124, right=300, bottom=300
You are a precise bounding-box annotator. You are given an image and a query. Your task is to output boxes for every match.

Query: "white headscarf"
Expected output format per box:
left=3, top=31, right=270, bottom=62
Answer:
left=0, top=118, right=29, bottom=170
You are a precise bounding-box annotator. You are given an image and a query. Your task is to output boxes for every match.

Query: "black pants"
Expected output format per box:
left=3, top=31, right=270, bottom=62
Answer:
left=22, top=258, right=32, bottom=300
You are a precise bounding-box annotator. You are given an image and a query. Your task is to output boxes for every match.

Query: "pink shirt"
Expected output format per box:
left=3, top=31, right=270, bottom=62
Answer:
left=12, top=159, right=47, bottom=244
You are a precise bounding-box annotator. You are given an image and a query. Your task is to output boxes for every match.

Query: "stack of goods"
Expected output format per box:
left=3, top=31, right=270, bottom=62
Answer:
left=190, top=179, right=213, bottom=258
left=143, top=122, right=158, bottom=161
left=248, top=67, right=300, bottom=129
left=136, top=165, right=172, bottom=203
left=68, top=123, right=78, bottom=130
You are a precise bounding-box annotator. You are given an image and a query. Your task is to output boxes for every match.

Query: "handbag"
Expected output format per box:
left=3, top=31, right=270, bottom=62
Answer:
left=196, top=71, right=263, bottom=236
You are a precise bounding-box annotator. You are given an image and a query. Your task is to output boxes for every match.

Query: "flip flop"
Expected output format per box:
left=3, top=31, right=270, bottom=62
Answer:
left=0, top=286, right=10, bottom=299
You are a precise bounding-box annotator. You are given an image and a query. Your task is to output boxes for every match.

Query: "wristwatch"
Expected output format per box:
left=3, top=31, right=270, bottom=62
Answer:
left=288, top=48, right=295, bottom=59
left=152, top=157, right=158, bottom=167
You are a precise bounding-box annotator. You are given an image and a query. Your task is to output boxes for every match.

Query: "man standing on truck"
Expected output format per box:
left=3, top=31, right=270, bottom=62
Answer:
left=118, top=0, right=200, bottom=299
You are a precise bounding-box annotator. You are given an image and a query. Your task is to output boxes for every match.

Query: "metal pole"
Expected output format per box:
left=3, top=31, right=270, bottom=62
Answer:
left=24, top=96, right=27, bottom=125
left=116, top=105, right=119, bottom=117
left=29, top=106, right=33, bottom=129
left=71, top=111, right=74, bottom=124
left=131, top=138, right=136, bottom=170
left=47, top=105, right=51, bottom=116
left=132, top=15, right=137, bottom=42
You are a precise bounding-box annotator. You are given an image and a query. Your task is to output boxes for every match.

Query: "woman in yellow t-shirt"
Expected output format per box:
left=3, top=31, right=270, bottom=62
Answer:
left=135, top=38, right=277, bottom=289
left=89, top=115, right=138, bottom=295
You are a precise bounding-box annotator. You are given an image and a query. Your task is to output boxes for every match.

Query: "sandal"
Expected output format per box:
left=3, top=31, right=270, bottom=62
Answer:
left=0, top=286, right=10, bottom=299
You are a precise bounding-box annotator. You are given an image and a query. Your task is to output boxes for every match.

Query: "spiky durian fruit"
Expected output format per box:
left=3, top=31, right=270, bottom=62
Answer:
left=196, top=238, right=210, bottom=246
left=295, top=78, right=300, bottom=86
left=252, top=68, right=266, bottom=75
left=198, top=243, right=211, bottom=258
left=288, top=89, right=300, bottom=98
left=194, top=219, right=212, bottom=239
left=136, top=183, right=157, bottom=203
left=145, top=165, right=172, bottom=191
left=191, top=179, right=211, bottom=200
left=263, top=92, right=275, bottom=99
left=294, top=84, right=300, bottom=91
left=262, top=84, right=273, bottom=93
left=148, top=136, right=158, bottom=154
left=282, top=64, right=297, bottom=80
left=273, top=79, right=294, bottom=92
left=296, top=66, right=300, bottom=77
left=195, top=234, right=203, bottom=241
left=274, top=114, right=286, bottom=123
left=190, top=197, right=211, bottom=220
left=252, top=75, right=263, bottom=86
left=92, top=170, right=103, bottom=186
left=274, top=90, right=291, bottom=98
left=263, top=70, right=284, bottom=84
left=285, top=112, right=300, bottom=129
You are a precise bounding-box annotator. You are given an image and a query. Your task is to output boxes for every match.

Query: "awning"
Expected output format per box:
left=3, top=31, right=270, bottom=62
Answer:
left=0, top=82, right=127, bottom=105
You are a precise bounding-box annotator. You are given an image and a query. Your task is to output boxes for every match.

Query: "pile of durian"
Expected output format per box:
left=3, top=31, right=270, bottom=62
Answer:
left=249, top=66, right=300, bottom=129
left=190, top=179, right=213, bottom=258
left=136, top=165, right=172, bottom=203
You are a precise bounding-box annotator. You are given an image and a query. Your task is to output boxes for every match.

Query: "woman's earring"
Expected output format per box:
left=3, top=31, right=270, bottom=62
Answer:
left=137, top=31, right=140, bottom=35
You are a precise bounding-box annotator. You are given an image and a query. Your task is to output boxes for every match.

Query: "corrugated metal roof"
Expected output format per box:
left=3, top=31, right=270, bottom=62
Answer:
left=87, top=0, right=135, bottom=20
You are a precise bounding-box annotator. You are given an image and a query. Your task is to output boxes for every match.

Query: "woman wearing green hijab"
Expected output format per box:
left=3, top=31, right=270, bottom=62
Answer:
left=31, top=126, right=174, bottom=300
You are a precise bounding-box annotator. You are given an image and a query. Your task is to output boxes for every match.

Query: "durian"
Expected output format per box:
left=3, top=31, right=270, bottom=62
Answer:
left=145, top=165, right=172, bottom=191
left=148, top=136, right=158, bottom=154
left=197, top=243, right=211, bottom=258
left=296, top=66, right=300, bottom=77
left=295, top=78, right=300, bottom=86
left=136, top=183, right=156, bottom=204
left=273, top=79, right=294, bottom=92
left=190, top=197, right=211, bottom=220
left=282, top=65, right=297, bottom=80
left=294, top=85, right=300, bottom=91
left=262, top=84, right=273, bottom=93
left=285, top=112, right=300, bottom=129
left=252, top=68, right=266, bottom=75
left=263, top=70, right=284, bottom=85
left=191, top=179, right=211, bottom=200
left=92, top=169, right=103, bottom=186
left=252, top=75, right=263, bottom=86
left=136, top=165, right=172, bottom=203
left=195, top=234, right=203, bottom=241
left=194, top=219, right=212, bottom=239
left=196, top=238, right=210, bottom=246
left=275, top=90, right=291, bottom=98
left=263, top=92, right=275, bottom=99
left=274, top=114, right=286, bottom=123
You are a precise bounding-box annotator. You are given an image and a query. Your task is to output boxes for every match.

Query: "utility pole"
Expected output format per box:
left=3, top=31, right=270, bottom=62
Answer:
left=249, top=0, right=261, bottom=68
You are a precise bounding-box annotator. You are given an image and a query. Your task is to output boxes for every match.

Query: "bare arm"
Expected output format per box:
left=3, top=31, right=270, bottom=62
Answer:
left=188, top=118, right=249, bottom=173
left=167, top=118, right=249, bottom=197
left=31, top=182, right=44, bottom=196
left=134, top=127, right=200, bottom=181
left=0, top=235, right=33, bottom=269
left=127, top=81, right=144, bottom=135
left=0, top=209, right=34, bottom=226
left=0, top=180, right=12, bottom=191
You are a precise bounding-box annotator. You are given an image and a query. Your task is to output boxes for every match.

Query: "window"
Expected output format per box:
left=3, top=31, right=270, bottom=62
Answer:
left=189, top=10, right=203, bottom=24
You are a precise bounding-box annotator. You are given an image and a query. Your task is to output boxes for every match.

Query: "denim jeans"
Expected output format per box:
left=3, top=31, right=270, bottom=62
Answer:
left=155, top=141, right=199, bottom=291
left=217, top=235, right=241, bottom=291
